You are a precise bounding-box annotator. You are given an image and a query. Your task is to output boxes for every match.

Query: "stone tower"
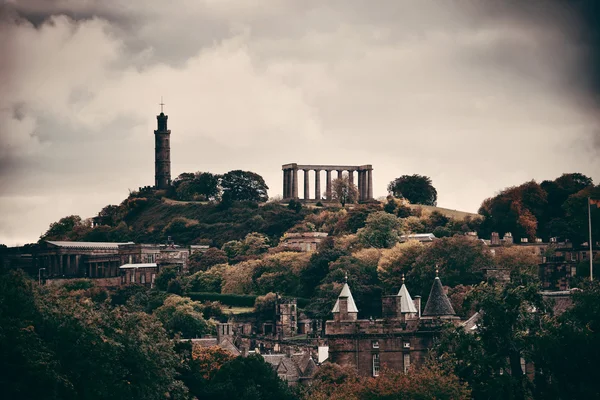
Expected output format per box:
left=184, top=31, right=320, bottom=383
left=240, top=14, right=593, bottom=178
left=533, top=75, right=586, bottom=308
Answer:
left=154, top=110, right=171, bottom=189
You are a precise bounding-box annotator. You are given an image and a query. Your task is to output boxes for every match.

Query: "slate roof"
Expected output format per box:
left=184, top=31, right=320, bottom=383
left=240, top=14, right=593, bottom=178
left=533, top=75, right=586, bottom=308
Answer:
left=397, top=283, right=418, bottom=313
left=332, top=282, right=359, bottom=313
left=46, top=240, right=133, bottom=249
left=422, top=277, right=456, bottom=316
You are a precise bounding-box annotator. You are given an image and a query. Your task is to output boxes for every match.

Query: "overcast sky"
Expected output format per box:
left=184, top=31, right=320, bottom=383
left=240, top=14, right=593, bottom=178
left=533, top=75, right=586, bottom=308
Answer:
left=1, top=0, right=599, bottom=246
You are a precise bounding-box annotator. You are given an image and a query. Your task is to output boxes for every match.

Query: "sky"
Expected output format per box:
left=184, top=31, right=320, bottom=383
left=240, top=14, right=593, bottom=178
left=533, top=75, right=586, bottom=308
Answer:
left=1, top=0, right=599, bottom=246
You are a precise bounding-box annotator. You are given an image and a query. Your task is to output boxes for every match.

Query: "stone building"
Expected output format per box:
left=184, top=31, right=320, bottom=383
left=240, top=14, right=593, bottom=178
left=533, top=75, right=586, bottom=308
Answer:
left=37, top=241, right=132, bottom=279
left=276, top=296, right=298, bottom=339
left=119, top=263, right=158, bottom=287
left=326, top=275, right=459, bottom=377
left=280, top=232, right=328, bottom=252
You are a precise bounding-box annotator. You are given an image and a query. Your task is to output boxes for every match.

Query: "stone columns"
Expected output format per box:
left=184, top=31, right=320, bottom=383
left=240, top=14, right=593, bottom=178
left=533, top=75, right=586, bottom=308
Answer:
left=337, top=170, right=343, bottom=180
left=66, top=254, right=71, bottom=276
left=348, top=170, right=354, bottom=186
left=292, top=168, right=298, bottom=199
left=283, top=169, right=289, bottom=199
left=326, top=170, right=332, bottom=200
left=315, top=170, right=321, bottom=200
left=367, top=168, right=373, bottom=200
left=304, top=169, right=310, bottom=200
left=357, top=171, right=364, bottom=201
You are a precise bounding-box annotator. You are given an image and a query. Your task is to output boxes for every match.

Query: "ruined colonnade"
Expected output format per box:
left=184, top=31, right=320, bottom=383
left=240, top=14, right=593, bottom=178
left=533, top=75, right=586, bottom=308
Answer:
left=282, top=163, right=373, bottom=202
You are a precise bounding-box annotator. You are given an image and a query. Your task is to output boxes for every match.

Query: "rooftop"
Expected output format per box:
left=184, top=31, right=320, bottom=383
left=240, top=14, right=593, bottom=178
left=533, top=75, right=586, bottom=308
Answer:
left=422, top=276, right=456, bottom=317
left=46, top=240, right=133, bottom=249
left=332, top=282, right=359, bottom=313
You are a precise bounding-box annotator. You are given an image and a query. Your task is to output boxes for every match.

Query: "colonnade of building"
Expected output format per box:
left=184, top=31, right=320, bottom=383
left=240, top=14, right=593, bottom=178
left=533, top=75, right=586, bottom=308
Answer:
left=282, top=163, right=373, bottom=202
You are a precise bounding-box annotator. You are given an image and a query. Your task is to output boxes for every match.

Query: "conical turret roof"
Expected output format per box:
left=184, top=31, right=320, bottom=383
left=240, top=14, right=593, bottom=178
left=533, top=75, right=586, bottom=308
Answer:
left=423, top=276, right=455, bottom=316
left=332, top=282, right=359, bottom=313
left=397, top=283, right=418, bottom=313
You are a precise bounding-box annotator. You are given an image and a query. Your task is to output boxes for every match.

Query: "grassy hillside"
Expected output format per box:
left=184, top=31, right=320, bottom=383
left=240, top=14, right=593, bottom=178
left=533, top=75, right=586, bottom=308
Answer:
left=408, top=204, right=479, bottom=220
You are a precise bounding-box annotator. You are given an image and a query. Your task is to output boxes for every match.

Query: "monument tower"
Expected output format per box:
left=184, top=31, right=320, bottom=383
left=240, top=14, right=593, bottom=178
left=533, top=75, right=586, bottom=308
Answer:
left=154, top=99, right=171, bottom=189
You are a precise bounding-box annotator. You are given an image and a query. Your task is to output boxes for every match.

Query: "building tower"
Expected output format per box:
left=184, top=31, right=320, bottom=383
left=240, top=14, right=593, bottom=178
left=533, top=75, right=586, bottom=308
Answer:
left=154, top=103, right=171, bottom=189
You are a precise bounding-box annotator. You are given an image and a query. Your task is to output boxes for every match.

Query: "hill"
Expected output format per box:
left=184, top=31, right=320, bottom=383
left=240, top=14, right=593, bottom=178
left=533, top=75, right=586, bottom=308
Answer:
left=408, top=204, right=478, bottom=220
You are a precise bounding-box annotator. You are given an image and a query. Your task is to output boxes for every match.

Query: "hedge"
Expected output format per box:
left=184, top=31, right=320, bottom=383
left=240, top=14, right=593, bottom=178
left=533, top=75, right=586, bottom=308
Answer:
left=188, top=292, right=257, bottom=307
left=187, top=292, right=311, bottom=308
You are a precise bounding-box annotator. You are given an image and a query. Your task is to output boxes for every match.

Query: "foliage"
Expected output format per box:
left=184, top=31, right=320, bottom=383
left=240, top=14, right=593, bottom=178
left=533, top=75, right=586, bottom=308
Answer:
left=493, top=245, right=539, bottom=282
left=189, top=248, right=228, bottom=273
left=254, top=292, right=277, bottom=320
left=191, top=345, right=235, bottom=380
left=154, top=295, right=212, bottom=338
left=40, top=215, right=91, bottom=241
left=0, top=270, right=185, bottom=400
left=307, top=359, right=470, bottom=400
left=388, top=174, right=438, bottom=206
left=332, top=175, right=359, bottom=206
left=200, top=355, right=298, bottom=400
left=287, top=199, right=303, bottom=213
left=436, top=279, right=545, bottom=400
left=479, top=173, right=599, bottom=243
left=357, top=211, right=403, bottom=249
left=187, top=292, right=257, bottom=307
left=220, top=170, right=269, bottom=204
left=155, top=265, right=180, bottom=291
left=186, top=265, right=226, bottom=293
left=301, top=248, right=349, bottom=297
left=173, top=171, right=221, bottom=201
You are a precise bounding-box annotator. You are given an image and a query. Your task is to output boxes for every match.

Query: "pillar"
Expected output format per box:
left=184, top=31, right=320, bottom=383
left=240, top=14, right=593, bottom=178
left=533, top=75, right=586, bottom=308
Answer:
left=287, top=169, right=293, bottom=199
left=66, top=254, right=71, bottom=276
left=58, top=255, right=63, bottom=276
left=368, top=168, right=373, bottom=200
left=326, top=170, right=332, bottom=200
left=315, top=170, right=321, bottom=200
left=304, top=169, right=310, bottom=200
left=337, top=170, right=343, bottom=180
left=283, top=169, right=289, bottom=199
left=292, top=168, right=299, bottom=199
left=358, top=171, right=364, bottom=201
left=348, top=170, right=354, bottom=186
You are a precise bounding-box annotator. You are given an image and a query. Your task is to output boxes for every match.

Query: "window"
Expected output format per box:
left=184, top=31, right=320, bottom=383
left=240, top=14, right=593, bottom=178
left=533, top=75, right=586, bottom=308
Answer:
left=147, top=254, right=155, bottom=263
left=403, top=342, right=411, bottom=349
left=151, top=274, right=156, bottom=288
left=130, top=271, right=135, bottom=283
left=121, top=274, right=126, bottom=284
left=372, top=340, right=379, bottom=349
left=403, top=353, right=410, bottom=373
left=520, top=357, right=527, bottom=374
left=372, top=354, right=380, bottom=377
left=140, top=273, right=146, bottom=284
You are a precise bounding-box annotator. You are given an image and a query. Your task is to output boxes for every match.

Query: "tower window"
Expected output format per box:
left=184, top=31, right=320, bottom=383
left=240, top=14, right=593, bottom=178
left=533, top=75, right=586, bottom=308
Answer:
left=372, top=353, right=380, bottom=377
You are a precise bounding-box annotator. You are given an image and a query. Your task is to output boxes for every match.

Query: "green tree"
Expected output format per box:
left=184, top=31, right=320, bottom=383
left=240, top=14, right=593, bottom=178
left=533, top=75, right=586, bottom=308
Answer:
left=532, top=281, right=600, bottom=400
left=332, top=175, right=359, bottom=206
left=40, top=215, right=91, bottom=241
left=154, top=295, right=211, bottom=338
left=174, top=172, right=222, bottom=201
left=189, top=248, right=228, bottom=273
left=357, top=211, right=403, bottom=249
left=436, top=279, right=545, bottom=400
left=220, top=170, right=269, bottom=204
left=388, top=174, right=437, bottom=206
left=202, top=355, right=297, bottom=400
left=155, top=266, right=180, bottom=291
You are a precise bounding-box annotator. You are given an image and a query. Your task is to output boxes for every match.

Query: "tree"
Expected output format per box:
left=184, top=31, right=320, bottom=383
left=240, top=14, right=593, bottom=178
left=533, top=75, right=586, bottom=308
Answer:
left=388, top=174, right=437, bottom=206
left=174, top=172, right=222, bottom=201
left=357, top=211, right=403, bottom=249
left=0, top=270, right=186, bottom=400
left=189, top=248, right=228, bottom=273
left=532, top=281, right=600, bottom=399
left=254, top=292, right=277, bottom=320
left=332, top=175, right=359, bottom=206
left=436, top=280, right=545, bottom=400
left=40, top=215, right=91, bottom=241
left=201, top=355, right=297, bottom=400
left=220, top=170, right=269, bottom=204
left=154, top=295, right=211, bottom=338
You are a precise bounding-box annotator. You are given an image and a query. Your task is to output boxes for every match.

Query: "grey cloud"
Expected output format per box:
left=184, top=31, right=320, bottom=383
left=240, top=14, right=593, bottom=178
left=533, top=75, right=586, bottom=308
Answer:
left=1, top=0, right=599, bottom=245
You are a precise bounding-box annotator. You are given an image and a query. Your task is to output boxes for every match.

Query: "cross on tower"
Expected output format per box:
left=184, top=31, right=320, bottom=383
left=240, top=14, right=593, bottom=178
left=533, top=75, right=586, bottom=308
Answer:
left=159, top=97, right=165, bottom=113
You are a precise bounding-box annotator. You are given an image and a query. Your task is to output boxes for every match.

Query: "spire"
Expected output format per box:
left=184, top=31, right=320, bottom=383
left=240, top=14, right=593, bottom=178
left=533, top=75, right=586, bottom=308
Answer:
left=422, top=273, right=455, bottom=317
left=397, top=278, right=417, bottom=314
left=156, top=97, right=168, bottom=131
left=332, top=282, right=359, bottom=313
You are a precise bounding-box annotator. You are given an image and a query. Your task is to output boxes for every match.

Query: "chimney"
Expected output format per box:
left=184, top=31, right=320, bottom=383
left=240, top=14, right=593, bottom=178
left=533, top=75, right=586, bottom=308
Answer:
left=491, top=232, right=500, bottom=245
left=503, top=232, right=513, bottom=244
left=521, top=238, right=529, bottom=243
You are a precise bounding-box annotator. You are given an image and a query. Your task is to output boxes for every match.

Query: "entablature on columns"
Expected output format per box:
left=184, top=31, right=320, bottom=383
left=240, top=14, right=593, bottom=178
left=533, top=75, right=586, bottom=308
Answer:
left=282, top=163, right=372, bottom=171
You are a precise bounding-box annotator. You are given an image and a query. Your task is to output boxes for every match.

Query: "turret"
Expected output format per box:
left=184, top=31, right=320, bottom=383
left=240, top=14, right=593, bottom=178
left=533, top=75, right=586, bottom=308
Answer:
left=154, top=100, right=171, bottom=189
left=332, top=278, right=358, bottom=321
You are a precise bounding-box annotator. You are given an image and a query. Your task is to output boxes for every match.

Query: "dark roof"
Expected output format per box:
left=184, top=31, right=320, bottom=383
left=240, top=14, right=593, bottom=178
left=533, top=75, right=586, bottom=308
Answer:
left=423, top=277, right=456, bottom=316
